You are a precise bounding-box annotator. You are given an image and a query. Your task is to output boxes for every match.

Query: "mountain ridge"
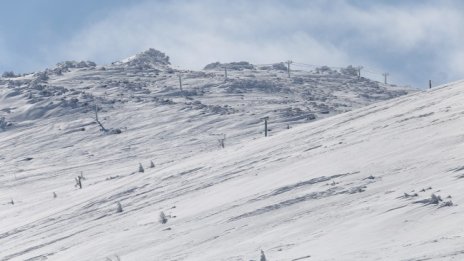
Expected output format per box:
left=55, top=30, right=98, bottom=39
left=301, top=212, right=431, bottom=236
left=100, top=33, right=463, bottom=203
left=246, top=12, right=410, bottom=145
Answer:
left=0, top=48, right=415, bottom=130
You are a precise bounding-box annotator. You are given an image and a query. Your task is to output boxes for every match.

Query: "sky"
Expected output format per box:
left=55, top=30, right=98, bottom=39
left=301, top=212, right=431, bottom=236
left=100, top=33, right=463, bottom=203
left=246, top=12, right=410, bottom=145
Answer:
left=1, top=0, right=464, bottom=88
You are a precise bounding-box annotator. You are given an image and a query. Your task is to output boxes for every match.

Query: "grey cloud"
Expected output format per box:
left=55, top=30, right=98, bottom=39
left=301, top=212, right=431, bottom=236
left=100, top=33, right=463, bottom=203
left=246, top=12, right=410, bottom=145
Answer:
left=20, top=1, right=464, bottom=87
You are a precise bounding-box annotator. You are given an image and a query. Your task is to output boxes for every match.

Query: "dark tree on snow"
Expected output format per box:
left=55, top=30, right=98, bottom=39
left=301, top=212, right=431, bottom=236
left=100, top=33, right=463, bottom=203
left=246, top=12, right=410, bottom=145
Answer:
left=260, top=250, right=267, bottom=261
left=116, top=202, right=123, bottom=213
left=159, top=211, right=168, bottom=224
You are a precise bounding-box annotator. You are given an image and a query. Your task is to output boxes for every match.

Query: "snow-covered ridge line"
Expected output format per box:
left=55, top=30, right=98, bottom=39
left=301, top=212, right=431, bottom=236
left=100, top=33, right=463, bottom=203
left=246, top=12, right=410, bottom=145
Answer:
left=0, top=48, right=415, bottom=131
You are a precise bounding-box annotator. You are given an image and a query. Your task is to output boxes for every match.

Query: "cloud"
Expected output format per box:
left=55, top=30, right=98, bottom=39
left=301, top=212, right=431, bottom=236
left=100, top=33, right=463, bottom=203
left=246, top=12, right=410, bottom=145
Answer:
left=336, top=4, right=462, bottom=50
left=16, top=0, right=464, bottom=87
left=448, top=50, right=464, bottom=80
left=55, top=1, right=348, bottom=68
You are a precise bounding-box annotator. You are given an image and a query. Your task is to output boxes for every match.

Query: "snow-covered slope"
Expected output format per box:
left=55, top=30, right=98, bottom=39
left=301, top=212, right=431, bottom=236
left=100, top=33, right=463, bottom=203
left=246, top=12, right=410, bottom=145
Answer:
left=5, top=49, right=463, bottom=261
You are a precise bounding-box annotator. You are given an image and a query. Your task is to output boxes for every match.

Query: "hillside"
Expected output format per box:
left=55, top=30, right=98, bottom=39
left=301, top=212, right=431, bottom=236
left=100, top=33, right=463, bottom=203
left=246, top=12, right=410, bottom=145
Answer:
left=0, top=49, right=412, bottom=134
left=3, top=49, right=460, bottom=261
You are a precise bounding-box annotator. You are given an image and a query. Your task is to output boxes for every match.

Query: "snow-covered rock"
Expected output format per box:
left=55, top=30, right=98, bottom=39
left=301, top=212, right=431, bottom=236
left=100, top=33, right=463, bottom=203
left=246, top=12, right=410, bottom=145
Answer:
left=204, top=61, right=255, bottom=70
left=113, top=48, right=170, bottom=69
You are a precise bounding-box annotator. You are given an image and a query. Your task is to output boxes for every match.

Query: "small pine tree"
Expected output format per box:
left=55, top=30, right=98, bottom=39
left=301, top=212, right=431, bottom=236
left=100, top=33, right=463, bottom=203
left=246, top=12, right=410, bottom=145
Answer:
left=150, top=160, right=155, bottom=168
left=260, top=250, right=267, bottom=261
left=10, top=198, right=14, bottom=205
left=159, top=211, right=168, bottom=224
left=218, top=138, right=225, bottom=148
left=139, top=163, right=144, bottom=173
left=430, top=194, right=442, bottom=204
left=116, top=202, right=123, bottom=213
left=75, top=176, right=83, bottom=189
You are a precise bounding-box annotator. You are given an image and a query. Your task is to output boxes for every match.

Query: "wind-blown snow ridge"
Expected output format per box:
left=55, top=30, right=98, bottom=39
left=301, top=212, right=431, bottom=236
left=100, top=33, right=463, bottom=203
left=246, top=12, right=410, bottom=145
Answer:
left=5, top=49, right=460, bottom=261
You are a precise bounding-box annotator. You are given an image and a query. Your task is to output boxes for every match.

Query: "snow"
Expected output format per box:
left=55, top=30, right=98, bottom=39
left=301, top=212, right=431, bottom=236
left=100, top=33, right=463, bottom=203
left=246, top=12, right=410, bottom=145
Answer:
left=3, top=49, right=462, bottom=260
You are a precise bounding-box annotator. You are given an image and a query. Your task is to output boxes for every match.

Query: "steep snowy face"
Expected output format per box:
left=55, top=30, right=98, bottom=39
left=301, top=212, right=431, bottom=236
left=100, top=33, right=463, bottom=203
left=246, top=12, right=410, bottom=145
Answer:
left=0, top=48, right=431, bottom=261
left=1, top=75, right=462, bottom=260
left=113, top=48, right=171, bottom=69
